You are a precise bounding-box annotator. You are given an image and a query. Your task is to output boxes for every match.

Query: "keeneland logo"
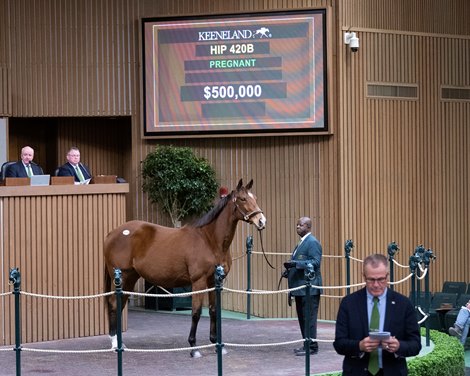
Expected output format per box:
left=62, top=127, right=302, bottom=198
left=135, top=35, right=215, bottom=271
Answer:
left=198, top=27, right=272, bottom=41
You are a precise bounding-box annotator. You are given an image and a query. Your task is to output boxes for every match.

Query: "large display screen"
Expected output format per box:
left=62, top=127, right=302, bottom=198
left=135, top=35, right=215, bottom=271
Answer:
left=142, top=10, right=327, bottom=137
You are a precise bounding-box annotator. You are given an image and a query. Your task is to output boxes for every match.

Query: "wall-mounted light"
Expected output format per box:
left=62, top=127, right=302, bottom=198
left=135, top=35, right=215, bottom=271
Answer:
left=344, top=31, right=359, bottom=52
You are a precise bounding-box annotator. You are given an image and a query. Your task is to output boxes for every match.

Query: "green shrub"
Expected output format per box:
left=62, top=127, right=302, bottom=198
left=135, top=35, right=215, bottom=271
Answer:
left=141, top=145, right=218, bottom=226
left=407, top=328, right=465, bottom=376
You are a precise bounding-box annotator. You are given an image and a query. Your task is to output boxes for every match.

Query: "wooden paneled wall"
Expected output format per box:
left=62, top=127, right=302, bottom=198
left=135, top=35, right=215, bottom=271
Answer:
left=0, top=0, right=469, bottom=326
left=338, top=22, right=470, bottom=295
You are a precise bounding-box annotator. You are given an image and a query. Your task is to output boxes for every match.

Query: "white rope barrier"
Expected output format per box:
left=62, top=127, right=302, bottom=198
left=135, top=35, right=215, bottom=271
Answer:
left=20, top=291, right=114, bottom=300
left=252, top=251, right=290, bottom=256
left=232, top=253, right=246, bottom=261
left=225, top=337, right=335, bottom=348
left=417, top=266, right=428, bottom=280
left=0, top=248, right=433, bottom=361
left=250, top=251, right=345, bottom=258
left=21, top=347, right=115, bottom=354
left=2, top=269, right=429, bottom=301
left=125, top=343, right=215, bottom=353
left=417, top=306, right=429, bottom=325
left=322, top=294, right=345, bottom=299
left=225, top=339, right=303, bottom=347
left=388, top=273, right=414, bottom=285
left=124, top=287, right=214, bottom=298
left=0, top=262, right=432, bottom=359
left=391, top=258, right=409, bottom=268
left=349, top=256, right=363, bottom=263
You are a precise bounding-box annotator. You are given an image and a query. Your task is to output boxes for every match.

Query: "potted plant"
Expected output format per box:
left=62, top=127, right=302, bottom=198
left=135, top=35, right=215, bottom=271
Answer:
left=141, top=145, right=218, bottom=227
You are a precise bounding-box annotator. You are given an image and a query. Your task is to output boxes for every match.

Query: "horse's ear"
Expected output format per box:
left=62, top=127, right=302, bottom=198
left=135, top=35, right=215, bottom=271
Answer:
left=236, top=179, right=243, bottom=190
left=245, top=179, right=253, bottom=190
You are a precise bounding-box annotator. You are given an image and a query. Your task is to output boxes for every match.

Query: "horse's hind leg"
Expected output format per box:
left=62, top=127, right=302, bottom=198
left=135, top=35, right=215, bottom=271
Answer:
left=105, top=268, right=139, bottom=349
left=188, top=283, right=205, bottom=358
left=208, top=288, right=227, bottom=355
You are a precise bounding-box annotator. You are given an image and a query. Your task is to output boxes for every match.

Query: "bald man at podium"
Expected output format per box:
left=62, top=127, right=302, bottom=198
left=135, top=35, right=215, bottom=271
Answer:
left=5, top=146, right=44, bottom=177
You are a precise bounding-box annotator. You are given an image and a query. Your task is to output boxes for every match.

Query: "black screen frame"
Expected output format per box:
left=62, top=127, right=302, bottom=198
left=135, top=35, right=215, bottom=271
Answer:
left=141, top=9, right=329, bottom=138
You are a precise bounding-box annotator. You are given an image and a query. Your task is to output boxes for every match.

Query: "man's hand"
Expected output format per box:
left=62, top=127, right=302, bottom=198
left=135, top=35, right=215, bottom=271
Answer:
left=382, top=336, right=400, bottom=353
left=359, top=336, right=381, bottom=353
left=284, top=261, right=295, bottom=269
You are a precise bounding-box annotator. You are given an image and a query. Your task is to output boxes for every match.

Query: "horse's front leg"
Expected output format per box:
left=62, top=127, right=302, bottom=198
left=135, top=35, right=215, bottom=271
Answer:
left=188, top=289, right=203, bottom=358
left=208, top=288, right=216, bottom=344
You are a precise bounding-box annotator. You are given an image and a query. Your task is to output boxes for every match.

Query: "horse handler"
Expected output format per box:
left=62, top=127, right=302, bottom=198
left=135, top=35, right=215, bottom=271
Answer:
left=282, top=216, right=323, bottom=356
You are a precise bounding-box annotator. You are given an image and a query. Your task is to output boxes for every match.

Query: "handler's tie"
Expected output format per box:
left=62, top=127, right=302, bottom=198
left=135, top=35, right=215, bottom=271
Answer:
left=368, top=297, right=380, bottom=375
left=75, top=165, right=85, bottom=182
left=292, top=240, right=301, bottom=258
left=26, top=164, right=33, bottom=177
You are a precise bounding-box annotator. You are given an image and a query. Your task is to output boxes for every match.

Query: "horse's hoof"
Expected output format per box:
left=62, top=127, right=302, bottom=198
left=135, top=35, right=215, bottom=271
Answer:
left=110, top=335, right=118, bottom=350
left=191, top=350, right=202, bottom=358
left=109, top=335, right=127, bottom=350
left=214, top=347, right=228, bottom=355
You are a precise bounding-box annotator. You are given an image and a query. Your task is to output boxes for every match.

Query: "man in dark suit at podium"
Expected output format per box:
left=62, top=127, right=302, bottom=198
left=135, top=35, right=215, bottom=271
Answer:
left=5, top=146, right=44, bottom=177
left=57, top=147, right=92, bottom=183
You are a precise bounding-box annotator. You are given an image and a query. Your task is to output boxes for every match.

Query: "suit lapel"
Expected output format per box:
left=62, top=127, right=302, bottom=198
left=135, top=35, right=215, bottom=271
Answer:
left=359, top=289, right=370, bottom=334
left=293, top=234, right=310, bottom=259
left=383, top=289, right=394, bottom=331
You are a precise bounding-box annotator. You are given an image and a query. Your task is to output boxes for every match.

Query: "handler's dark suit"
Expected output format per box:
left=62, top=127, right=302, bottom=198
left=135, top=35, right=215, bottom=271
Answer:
left=57, top=162, right=92, bottom=182
left=287, top=233, right=323, bottom=350
left=333, top=288, right=421, bottom=376
left=5, top=161, right=43, bottom=177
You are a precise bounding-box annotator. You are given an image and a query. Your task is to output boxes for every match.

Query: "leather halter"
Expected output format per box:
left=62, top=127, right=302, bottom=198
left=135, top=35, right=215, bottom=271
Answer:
left=234, top=203, right=263, bottom=222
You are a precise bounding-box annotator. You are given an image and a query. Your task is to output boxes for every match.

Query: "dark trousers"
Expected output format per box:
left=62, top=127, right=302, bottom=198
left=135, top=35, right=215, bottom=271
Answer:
left=295, top=294, right=320, bottom=349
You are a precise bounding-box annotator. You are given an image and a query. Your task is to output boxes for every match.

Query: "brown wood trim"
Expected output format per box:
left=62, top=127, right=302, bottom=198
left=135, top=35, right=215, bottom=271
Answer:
left=0, top=183, right=129, bottom=197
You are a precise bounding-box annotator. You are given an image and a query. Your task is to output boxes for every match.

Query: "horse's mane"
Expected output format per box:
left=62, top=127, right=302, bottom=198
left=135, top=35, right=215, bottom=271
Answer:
left=192, top=192, right=232, bottom=228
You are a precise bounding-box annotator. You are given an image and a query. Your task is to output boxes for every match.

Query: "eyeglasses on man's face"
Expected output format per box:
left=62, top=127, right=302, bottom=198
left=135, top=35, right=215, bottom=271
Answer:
left=364, top=274, right=389, bottom=284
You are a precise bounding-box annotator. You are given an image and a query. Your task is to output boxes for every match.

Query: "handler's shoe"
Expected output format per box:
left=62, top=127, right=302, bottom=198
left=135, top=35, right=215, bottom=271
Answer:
left=449, top=325, right=463, bottom=339
left=295, top=348, right=318, bottom=356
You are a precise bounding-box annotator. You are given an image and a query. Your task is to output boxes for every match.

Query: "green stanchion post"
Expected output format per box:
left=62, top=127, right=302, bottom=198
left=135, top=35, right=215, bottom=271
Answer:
left=246, top=235, right=253, bottom=320
left=303, top=263, right=314, bottom=376
left=344, top=240, right=354, bottom=295
left=9, top=268, right=21, bottom=376
left=422, top=248, right=436, bottom=347
left=387, top=242, right=399, bottom=290
left=409, top=254, right=419, bottom=308
left=215, top=265, right=226, bottom=376
left=114, top=268, right=123, bottom=376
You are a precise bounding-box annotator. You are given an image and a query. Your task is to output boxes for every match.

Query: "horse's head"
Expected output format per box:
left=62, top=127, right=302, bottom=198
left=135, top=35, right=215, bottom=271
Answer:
left=231, top=179, right=266, bottom=230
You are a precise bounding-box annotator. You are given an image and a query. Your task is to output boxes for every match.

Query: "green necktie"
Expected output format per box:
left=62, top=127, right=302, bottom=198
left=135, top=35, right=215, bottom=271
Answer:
left=26, top=164, right=33, bottom=177
left=75, top=165, right=85, bottom=182
left=368, top=297, right=380, bottom=375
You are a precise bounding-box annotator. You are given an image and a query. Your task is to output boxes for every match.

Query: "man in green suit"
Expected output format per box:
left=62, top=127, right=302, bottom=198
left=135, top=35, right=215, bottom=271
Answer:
left=284, top=216, right=323, bottom=356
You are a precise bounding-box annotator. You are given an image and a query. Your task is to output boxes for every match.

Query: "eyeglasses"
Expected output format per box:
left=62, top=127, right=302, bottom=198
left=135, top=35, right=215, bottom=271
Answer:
left=68, top=154, right=80, bottom=157
left=365, top=275, right=388, bottom=284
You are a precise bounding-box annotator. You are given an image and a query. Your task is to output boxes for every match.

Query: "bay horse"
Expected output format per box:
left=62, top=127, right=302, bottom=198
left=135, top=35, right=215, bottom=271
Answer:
left=104, top=179, right=266, bottom=357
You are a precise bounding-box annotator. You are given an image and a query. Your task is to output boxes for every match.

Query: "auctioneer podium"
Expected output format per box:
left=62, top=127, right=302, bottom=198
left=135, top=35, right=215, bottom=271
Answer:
left=0, top=183, right=129, bottom=345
